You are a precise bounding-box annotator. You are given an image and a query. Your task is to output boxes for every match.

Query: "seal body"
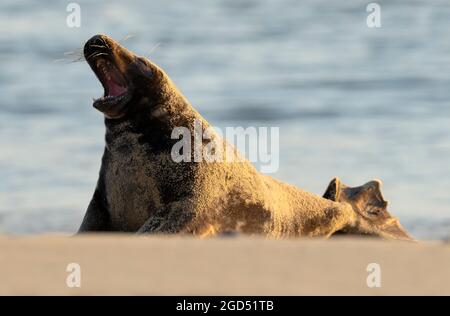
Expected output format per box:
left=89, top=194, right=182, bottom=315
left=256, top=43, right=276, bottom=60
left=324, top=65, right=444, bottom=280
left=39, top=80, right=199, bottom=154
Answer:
left=79, top=35, right=413, bottom=240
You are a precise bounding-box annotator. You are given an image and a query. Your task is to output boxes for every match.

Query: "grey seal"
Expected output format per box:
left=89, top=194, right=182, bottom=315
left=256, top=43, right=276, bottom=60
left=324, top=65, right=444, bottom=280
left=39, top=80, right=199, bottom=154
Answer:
left=79, top=34, right=413, bottom=241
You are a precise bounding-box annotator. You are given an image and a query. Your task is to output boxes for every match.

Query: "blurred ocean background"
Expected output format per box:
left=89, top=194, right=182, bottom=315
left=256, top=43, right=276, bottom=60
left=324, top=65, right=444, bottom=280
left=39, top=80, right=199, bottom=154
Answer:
left=0, top=0, right=449, bottom=239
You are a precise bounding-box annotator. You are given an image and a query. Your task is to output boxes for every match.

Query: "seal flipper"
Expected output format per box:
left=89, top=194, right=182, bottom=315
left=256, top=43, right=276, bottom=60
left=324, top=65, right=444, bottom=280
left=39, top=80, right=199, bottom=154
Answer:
left=78, top=188, right=111, bottom=232
left=137, top=204, right=195, bottom=234
left=322, top=177, right=415, bottom=241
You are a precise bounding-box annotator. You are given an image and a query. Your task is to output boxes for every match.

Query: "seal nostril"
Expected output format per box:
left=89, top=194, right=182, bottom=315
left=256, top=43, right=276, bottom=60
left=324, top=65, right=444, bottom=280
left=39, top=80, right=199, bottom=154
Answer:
left=84, top=35, right=110, bottom=57
left=93, top=38, right=103, bottom=47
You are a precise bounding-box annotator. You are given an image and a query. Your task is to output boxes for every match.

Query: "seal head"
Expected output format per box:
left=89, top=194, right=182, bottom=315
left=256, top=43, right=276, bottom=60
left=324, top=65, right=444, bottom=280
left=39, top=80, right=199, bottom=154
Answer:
left=84, top=34, right=161, bottom=119
left=323, top=177, right=415, bottom=241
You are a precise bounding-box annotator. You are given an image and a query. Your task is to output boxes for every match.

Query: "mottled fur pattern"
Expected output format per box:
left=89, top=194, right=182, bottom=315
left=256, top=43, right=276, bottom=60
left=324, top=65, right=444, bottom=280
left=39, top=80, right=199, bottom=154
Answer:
left=79, top=35, right=413, bottom=241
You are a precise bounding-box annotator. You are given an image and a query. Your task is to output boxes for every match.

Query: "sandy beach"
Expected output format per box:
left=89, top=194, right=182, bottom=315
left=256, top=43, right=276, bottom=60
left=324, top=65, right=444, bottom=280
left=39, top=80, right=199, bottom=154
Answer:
left=0, top=235, right=449, bottom=295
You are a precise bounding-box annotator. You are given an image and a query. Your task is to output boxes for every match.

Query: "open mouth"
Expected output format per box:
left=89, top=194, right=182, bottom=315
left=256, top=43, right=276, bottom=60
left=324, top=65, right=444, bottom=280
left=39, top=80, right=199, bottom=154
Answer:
left=92, top=58, right=131, bottom=110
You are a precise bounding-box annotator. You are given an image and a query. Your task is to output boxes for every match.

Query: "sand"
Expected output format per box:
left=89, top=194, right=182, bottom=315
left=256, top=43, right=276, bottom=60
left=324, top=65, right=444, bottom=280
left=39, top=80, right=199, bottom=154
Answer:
left=0, top=234, right=449, bottom=295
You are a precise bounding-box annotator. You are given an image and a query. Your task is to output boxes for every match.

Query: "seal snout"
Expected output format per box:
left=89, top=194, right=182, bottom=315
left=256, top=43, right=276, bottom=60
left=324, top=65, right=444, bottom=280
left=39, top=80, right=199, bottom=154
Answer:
left=84, top=34, right=132, bottom=118
left=84, top=34, right=113, bottom=59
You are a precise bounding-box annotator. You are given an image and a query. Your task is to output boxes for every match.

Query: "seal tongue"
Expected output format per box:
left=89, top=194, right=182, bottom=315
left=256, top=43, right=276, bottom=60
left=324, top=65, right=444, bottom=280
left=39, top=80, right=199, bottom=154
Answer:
left=95, top=59, right=127, bottom=97
left=106, top=77, right=127, bottom=97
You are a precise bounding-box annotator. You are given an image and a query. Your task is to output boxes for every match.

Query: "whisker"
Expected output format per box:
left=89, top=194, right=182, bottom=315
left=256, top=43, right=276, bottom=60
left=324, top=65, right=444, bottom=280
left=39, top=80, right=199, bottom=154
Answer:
left=87, top=52, right=109, bottom=60
left=71, top=55, right=85, bottom=63
left=100, top=37, right=110, bottom=50
left=89, top=44, right=107, bottom=49
left=54, top=56, right=85, bottom=63
left=85, top=52, right=98, bottom=60
left=146, top=43, right=161, bottom=57
left=55, top=49, right=85, bottom=63
left=85, top=50, right=106, bottom=60
left=120, top=34, right=135, bottom=43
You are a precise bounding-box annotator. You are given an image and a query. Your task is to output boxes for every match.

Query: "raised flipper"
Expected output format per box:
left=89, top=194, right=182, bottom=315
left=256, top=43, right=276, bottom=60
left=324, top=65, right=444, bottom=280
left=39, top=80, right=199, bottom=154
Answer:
left=323, top=177, right=415, bottom=241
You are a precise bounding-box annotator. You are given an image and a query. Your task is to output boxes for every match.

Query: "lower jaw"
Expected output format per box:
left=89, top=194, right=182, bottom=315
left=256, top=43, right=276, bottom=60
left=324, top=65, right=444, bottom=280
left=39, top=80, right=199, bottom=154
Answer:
left=93, top=93, right=132, bottom=119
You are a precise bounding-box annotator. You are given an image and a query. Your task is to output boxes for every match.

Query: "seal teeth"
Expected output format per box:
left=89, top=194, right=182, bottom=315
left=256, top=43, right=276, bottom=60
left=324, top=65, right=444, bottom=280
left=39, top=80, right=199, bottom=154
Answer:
left=96, top=59, right=109, bottom=79
left=92, top=58, right=128, bottom=103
